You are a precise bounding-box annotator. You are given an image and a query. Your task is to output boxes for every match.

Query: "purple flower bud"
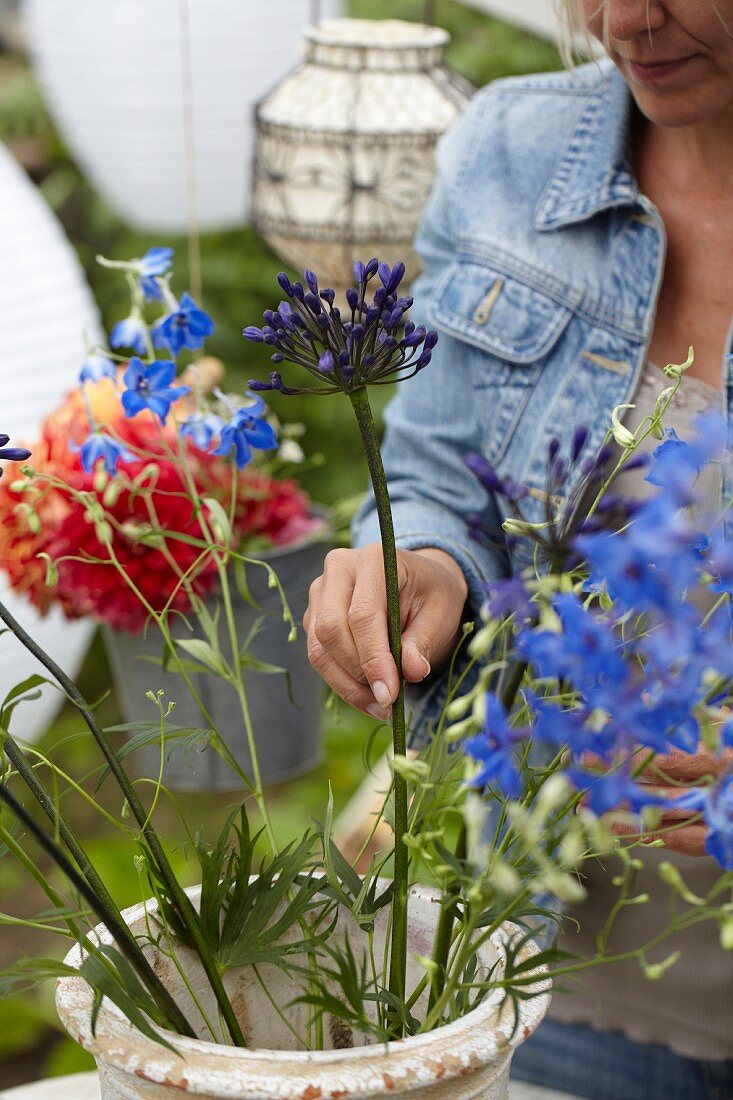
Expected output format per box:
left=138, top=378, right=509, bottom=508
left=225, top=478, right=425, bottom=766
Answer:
left=248, top=378, right=274, bottom=391
left=338, top=350, right=350, bottom=368
left=315, top=313, right=330, bottom=328
left=243, top=326, right=265, bottom=342
left=271, top=352, right=284, bottom=363
left=465, top=453, right=504, bottom=494
left=365, top=258, right=379, bottom=278
left=270, top=371, right=284, bottom=391
left=548, top=438, right=560, bottom=463
left=571, top=425, right=590, bottom=462
left=400, top=324, right=425, bottom=348
left=374, top=287, right=386, bottom=307
left=351, top=324, right=365, bottom=341
left=304, top=292, right=322, bottom=314
left=291, top=313, right=306, bottom=329
left=331, top=307, right=342, bottom=323
left=277, top=272, right=294, bottom=296
left=396, top=296, right=413, bottom=311
left=304, top=269, right=319, bottom=294
left=262, top=331, right=277, bottom=346
left=320, top=288, right=335, bottom=305
left=404, top=320, right=415, bottom=337
left=292, top=282, right=305, bottom=302
left=263, top=309, right=277, bottom=326
left=415, top=349, right=432, bottom=369
left=388, top=306, right=404, bottom=328
left=342, top=363, right=354, bottom=383
left=345, top=287, right=359, bottom=311
left=424, top=330, right=439, bottom=350
left=319, top=350, right=335, bottom=373
left=353, top=261, right=366, bottom=284
left=363, top=354, right=375, bottom=368
left=365, top=307, right=380, bottom=325
left=377, top=261, right=392, bottom=288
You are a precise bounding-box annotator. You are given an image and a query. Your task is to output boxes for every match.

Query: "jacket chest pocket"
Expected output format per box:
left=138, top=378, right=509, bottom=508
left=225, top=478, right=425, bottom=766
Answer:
left=429, top=257, right=576, bottom=460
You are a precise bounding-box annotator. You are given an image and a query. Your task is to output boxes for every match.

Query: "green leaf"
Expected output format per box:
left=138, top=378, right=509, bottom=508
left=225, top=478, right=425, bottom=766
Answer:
left=1, top=674, right=53, bottom=729
left=202, top=496, right=233, bottom=546
left=174, top=638, right=229, bottom=677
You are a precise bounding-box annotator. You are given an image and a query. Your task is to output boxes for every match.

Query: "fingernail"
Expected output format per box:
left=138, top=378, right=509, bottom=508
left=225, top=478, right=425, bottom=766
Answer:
left=366, top=703, right=391, bottom=721
left=372, top=680, right=392, bottom=708
left=416, top=652, right=431, bottom=678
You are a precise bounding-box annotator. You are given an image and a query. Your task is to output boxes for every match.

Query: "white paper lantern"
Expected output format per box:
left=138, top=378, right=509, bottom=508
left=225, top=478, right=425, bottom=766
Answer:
left=0, top=141, right=99, bottom=742
left=23, top=0, right=342, bottom=233
left=252, top=18, right=473, bottom=289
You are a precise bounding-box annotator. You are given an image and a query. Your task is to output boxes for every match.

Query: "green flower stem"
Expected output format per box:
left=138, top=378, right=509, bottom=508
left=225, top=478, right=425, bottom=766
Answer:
left=0, top=599, right=247, bottom=1048
left=428, top=659, right=528, bottom=1014
left=348, top=386, right=408, bottom=1037
left=1, top=734, right=195, bottom=1036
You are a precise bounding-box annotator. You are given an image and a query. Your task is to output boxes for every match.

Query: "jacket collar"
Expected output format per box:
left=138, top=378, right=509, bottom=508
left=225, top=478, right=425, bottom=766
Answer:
left=535, top=61, right=640, bottom=231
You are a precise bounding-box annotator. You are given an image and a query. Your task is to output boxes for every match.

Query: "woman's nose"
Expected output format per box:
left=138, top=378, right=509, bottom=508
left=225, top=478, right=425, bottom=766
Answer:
left=600, top=0, right=667, bottom=41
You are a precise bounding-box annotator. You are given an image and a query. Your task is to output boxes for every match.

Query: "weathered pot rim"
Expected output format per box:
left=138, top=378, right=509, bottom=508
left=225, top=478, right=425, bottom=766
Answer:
left=56, top=882, right=550, bottom=1098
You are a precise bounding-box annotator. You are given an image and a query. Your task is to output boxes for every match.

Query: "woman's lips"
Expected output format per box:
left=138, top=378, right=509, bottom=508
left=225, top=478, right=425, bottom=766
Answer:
left=626, top=56, right=695, bottom=82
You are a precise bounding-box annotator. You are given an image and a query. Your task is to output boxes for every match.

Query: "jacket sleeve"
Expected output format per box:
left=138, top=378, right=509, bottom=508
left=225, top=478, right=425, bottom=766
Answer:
left=351, top=94, right=510, bottom=744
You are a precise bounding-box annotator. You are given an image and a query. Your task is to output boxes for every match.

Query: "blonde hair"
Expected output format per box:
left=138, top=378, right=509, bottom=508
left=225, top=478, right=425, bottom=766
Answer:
left=553, top=0, right=603, bottom=68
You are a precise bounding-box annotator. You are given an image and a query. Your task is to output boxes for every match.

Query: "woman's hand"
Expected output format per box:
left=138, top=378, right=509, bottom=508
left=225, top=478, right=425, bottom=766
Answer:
left=303, top=543, right=468, bottom=719
left=613, top=747, right=733, bottom=857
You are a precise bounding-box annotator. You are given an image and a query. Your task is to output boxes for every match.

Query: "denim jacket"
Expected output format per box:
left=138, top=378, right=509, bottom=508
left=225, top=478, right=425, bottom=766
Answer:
left=353, top=59, right=733, bottom=743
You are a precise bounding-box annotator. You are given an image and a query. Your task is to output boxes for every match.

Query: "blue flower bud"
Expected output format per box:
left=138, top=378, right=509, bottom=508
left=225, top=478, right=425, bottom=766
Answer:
left=365, top=258, right=379, bottom=278
left=320, top=288, right=335, bottom=305
left=263, top=310, right=277, bottom=326
left=243, top=326, right=265, bottom=342
left=304, top=292, right=322, bottom=314
left=292, top=282, right=305, bottom=302
left=465, top=453, right=504, bottom=494
left=342, top=363, right=354, bottom=383
left=424, top=330, right=439, bottom=350
left=571, top=425, right=590, bottom=462
left=304, top=269, right=319, bottom=294
left=271, top=353, right=284, bottom=363
left=277, top=272, right=294, bottom=296
left=248, top=378, right=274, bottom=391
left=388, top=306, right=404, bottom=328
left=404, top=321, right=415, bottom=337
left=338, top=350, right=350, bottom=368
left=365, top=307, right=380, bottom=325
left=345, top=287, right=359, bottom=311
left=353, top=261, right=366, bottom=283
left=319, top=350, right=335, bottom=373
left=374, top=287, right=386, bottom=307
left=315, top=313, right=330, bottom=328
left=351, top=324, right=365, bottom=340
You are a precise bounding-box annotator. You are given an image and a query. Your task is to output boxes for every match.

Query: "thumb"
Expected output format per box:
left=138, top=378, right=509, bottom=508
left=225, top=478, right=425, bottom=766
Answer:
left=401, top=635, right=432, bottom=684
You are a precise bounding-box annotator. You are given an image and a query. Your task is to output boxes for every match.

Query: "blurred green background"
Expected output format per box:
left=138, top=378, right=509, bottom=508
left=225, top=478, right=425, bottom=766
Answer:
left=0, top=1, right=560, bottom=1089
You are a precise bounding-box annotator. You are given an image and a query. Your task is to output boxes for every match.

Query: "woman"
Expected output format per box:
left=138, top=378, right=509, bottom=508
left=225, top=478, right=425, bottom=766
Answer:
left=304, top=4, right=733, bottom=1097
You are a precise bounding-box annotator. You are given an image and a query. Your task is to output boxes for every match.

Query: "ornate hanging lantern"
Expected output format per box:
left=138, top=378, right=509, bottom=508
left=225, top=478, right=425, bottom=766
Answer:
left=252, top=18, right=473, bottom=289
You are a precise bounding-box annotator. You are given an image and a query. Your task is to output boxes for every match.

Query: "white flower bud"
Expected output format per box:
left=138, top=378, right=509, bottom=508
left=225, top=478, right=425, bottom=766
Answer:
left=663, top=346, right=694, bottom=379
left=610, top=404, right=636, bottom=448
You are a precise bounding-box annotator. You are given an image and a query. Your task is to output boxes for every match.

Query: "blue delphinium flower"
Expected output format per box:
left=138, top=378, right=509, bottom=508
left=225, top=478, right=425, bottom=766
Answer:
left=0, top=434, right=31, bottom=475
left=110, top=313, right=148, bottom=356
left=180, top=411, right=225, bottom=453
left=464, top=693, right=530, bottom=798
left=245, top=260, right=438, bottom=396
left=137, top=246, right=173, bottom=301
left=72, top=431, right=135, bottom=475
left=80, top=352, right=117, bottom=384
left=212, top=395, right=278, bottom=469
left=152, top=292, right=214, bottom=355
left=121, top=358, right=190, bottom=424
left=565, top=763, right=662, bottom=817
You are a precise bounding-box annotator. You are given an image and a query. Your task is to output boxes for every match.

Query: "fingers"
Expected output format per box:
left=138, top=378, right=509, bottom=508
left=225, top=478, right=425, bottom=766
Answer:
left=647, top=746, right=733, bottom=783
left=303, top=544, right=468, bottom=718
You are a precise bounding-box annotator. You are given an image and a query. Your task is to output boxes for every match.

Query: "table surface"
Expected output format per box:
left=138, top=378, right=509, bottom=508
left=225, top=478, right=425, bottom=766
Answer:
left=0, top=1070, right=576, bottom=1100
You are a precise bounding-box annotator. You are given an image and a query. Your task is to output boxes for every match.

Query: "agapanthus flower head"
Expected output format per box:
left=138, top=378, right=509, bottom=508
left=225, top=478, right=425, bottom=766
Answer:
left=0, top=433, right=31, bottom=476
left=121, top=357, right=190, bottom=424
left=244, top=261, right=437, bottom=396
left=153, top=292, right=215, bottom=355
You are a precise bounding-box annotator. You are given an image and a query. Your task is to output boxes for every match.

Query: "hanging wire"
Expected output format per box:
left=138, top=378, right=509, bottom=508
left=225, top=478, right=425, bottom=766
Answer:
left=178, top=0, right=203, bottom=303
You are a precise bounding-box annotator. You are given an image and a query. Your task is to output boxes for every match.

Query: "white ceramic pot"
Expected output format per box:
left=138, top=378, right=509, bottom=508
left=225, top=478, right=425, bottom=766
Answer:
left=0, top=139, right=99, bottom=740
left=252, top=18, right=473, bottom=289
left=56, top=882, right=549, bottom=1100
left=24, top=0, right=341, bottom=232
